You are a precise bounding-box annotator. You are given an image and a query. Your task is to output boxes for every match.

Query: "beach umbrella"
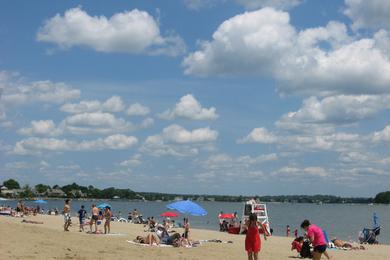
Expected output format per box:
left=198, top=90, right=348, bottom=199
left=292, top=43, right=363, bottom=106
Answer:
left=97, top=203, right=112, bottom=209
left=166, top=200, right=207, bottom=216
left=373, top=212, right=379, bottom=228
left=219, top=213, right=234, bottom=219
left=160, top=211, right=179, bottom=217
left=33, top=199, right=47, bottom=204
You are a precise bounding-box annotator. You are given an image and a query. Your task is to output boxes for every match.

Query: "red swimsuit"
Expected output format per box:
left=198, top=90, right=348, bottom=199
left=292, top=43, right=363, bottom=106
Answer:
left=245, top=224, right=261, bottom=253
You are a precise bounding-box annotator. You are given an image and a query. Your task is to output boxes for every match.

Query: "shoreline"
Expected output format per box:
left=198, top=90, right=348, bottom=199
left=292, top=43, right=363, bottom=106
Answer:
left=1, top=214, right=390, bottom=259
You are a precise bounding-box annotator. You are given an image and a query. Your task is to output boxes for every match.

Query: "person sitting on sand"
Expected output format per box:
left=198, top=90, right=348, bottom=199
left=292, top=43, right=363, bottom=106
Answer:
left=291, top=236, right=304, bottom=253
left=134, top=234, right=160, bottom=246
left=332, top=238, right=365, bottom=250
left=104, top=206, right=112, bottom=234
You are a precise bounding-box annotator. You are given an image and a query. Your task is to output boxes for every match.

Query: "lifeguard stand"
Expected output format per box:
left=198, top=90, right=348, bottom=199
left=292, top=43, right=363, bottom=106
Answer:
left=240, top=200, right=271, bottom=235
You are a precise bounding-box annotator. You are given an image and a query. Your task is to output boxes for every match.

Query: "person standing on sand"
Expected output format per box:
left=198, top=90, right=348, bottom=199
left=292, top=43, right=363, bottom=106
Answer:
left=63, top=199, right=71, bottom=231
left=104, top=206, right=112, bottom=234
left=286, top=225, right=291, bottom=237
left=78, top=205, right=87, bottom=232
left=90, top=204, right=99, bottom=233
left=183, top=218, right=190, bottom=239
left=245, top=213, right=266, bottom=260
left=301, top=220, right=332, bottom=260
left=294, top=228, right=298, bottom=238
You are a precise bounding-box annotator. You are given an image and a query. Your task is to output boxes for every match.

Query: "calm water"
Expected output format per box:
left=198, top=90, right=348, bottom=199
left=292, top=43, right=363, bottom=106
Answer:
left=3, top=200, right=389, bottom=244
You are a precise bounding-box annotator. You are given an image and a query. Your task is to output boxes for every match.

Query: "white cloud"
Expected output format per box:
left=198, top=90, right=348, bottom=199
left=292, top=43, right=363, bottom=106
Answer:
left=183, top=8, right=390, bottom=96
left=140, top=124, right=217, bottom=157
left=12, top=134, right=137, bottom=155
left=159, top=94, right=218, bottom=120
left=62, top=112, right=134, bottom=135
left=1, top=77, right=80, bottom=106
left=238, top=127, right=277, bottom=144
left=184, top=0, right=220, bottom=10
left=202, top=153, right=277, bottom=170
left=277, top=95, right=390, bottom=127
left=18, top=120, right=62, bottom=136
left=344, top=0, right=390, bottom=31
left=235, top=0, right=301, bottom=10
left=60, top=96, right=125, bottom=113
left=372, top=125, right=390, bottom=142
left=162, top=124, right=218, bottom=143
left=119, top=154, right=142, bottom=167
left=272, top=166, right=329, bottom=178
left=126, top=103, right=150, bottom=116
left=37, top=7, right=185, bottom=56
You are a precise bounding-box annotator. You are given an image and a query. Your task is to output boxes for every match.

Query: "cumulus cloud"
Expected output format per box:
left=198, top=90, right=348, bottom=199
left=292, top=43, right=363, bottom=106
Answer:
left=1, top=76, right=80, bottom=106
left=159, top=94, right=218, bottom=120
left=162, top=124, right=218, bottom=143
left=13, top=134, right=137, bottom=155
left=126, top=103, right=150, bottom=116
left=344, top=0, right=390, bottom=31
left=277, top=95, right=390, bottom=127
left=18, top=120, right=62, bottom=136
left=62, top=112, right=134, bottom=135
left=235, top=0, right=301, bottom=10
left=183, top=8, right=390, bottom=96
left=140, top=124, right=218, bottom=157
left=238, top=127, right=277, bottom=144
left=60, top=96, right=125, bottom=113
left=37, top=7, right=185, bottom=56
left=119, top=154, right=142, bottom=167
left=372, top=125, right=390, bottom=142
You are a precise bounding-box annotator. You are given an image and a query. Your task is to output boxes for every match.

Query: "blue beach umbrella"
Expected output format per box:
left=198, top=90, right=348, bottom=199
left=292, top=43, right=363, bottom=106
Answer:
left=166, top=200, right=207, bottom=216
left=33, top=199, right=47, bottom=204
left=97, top=203, right=112, bottom=210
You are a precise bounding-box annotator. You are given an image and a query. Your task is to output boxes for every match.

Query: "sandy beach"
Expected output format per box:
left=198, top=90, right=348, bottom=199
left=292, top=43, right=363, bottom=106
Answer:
left=0, top=215, right=389, bottom=260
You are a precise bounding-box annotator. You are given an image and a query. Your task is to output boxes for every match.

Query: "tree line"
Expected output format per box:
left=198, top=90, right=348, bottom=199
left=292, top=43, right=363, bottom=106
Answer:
left=1, top=178, right=389, bottom=204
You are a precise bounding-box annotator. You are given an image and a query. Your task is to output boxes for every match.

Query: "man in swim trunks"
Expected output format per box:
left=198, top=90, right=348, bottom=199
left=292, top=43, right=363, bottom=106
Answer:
left=90, top=204, right=99, bottom=233
left=63, top=199, right=71, bottom=231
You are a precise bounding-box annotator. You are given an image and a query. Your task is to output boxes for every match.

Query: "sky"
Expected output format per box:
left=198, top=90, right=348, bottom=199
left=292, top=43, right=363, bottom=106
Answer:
left=0, top=0, right=389, bottom=197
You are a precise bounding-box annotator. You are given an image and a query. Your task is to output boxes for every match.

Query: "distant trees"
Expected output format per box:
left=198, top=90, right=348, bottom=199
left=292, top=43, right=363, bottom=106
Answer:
left=35, top=184, right=51, bottom=194
left=374, top=191, right=390, bottom=204
left=3, top=179, right=20, bottom=189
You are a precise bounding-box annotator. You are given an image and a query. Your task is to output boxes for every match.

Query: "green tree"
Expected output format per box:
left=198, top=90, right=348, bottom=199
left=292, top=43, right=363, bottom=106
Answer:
left=35, top=184, right=50, bottom=194
left=374, top=191, right=390, bottom=204
left=20, top=185, right=34, bottom=198
left=3, top=179, right=20, bottom=189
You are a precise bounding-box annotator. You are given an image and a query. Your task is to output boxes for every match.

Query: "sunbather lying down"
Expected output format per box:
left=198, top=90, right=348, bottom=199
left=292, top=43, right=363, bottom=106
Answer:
left=21, top=219, right=43, bottom=224
left=332, top=239, right=365, bottom=250
left=134, top=234, right=160, bottom=246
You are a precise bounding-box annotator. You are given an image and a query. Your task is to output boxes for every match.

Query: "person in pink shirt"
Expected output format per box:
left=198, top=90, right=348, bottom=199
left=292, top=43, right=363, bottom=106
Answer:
left=301, top=220, right=332, bottom=260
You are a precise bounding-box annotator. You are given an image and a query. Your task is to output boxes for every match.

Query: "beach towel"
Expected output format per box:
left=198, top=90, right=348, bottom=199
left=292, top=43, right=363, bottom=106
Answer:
left=126, top=240, right=173, bottom=247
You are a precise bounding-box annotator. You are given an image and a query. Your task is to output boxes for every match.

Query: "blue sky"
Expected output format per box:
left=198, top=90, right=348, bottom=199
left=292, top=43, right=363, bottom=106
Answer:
left=0, top=0, right=389, bottom=196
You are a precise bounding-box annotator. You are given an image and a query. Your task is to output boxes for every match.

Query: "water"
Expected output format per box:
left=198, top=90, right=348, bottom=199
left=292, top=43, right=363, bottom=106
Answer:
left=3, top=200, right=389, bottom=244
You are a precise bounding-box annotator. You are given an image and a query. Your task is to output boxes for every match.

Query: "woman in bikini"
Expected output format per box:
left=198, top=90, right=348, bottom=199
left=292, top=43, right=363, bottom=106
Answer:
left=103, top=206, right=112, bottom=234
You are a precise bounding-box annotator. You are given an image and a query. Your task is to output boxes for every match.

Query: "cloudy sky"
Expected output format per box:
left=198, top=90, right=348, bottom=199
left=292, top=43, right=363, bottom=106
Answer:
left=0, top=0, right=389, bottom=196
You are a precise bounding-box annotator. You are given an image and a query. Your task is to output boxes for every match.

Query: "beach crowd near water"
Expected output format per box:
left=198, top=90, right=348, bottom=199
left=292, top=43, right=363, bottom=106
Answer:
left=1, top=198, right=387, bottom=260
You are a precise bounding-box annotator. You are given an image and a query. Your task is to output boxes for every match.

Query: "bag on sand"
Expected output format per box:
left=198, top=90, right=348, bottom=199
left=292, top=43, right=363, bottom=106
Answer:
left=300, top=241, right=312, bottom=258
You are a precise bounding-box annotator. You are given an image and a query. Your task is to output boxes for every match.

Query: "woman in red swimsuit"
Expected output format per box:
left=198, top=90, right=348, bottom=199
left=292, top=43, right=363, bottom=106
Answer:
left=245, top=213, right=266, bottom=260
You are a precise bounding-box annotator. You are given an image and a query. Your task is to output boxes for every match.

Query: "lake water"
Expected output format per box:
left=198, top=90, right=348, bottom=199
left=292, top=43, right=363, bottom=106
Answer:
left=3, top=199, right=389, bottom=244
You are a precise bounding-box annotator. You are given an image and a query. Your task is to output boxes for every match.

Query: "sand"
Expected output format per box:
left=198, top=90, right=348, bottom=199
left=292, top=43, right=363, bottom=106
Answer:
left=0, top=214, right=389, bottom=260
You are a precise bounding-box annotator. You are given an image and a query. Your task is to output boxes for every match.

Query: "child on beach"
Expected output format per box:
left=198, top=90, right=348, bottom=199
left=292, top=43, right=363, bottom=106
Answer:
left=78, top=205, right=86, bottom=232
left=245, top=213, right=266, bottom=260
left=286, top=225, right=291, bottom=237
